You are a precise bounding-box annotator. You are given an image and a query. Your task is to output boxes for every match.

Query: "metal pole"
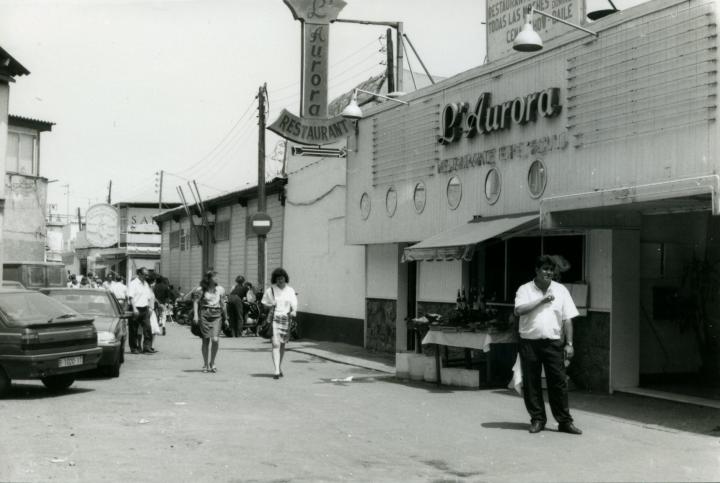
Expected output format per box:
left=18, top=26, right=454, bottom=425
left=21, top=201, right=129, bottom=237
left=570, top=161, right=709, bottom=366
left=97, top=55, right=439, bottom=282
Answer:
left=396, top=22, right=404, bottom=92
left=258, top=84, right=267, bottom=290
left=107, top=180, right=112, bottom=204
left=403, top=34, right=435, bottom=84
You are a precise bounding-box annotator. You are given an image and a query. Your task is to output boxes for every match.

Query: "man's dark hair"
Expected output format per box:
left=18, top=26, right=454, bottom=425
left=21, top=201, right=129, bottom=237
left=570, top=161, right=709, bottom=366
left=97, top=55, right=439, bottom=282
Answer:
left=535, top=255, right=557, bottom=270
left=235, top=275, right=246, bottom=285
left=270, top=267, right=289, bottom=284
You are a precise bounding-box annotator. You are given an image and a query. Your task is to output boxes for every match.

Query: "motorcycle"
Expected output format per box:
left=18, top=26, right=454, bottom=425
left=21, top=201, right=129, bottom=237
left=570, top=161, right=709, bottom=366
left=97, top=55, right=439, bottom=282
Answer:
left=173, top=292, right=194, bottom=326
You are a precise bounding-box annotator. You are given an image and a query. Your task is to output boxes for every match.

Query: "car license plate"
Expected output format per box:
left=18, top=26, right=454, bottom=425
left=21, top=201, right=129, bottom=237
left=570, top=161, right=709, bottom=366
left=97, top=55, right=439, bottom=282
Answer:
left=58, top=356, right=83, bottom=368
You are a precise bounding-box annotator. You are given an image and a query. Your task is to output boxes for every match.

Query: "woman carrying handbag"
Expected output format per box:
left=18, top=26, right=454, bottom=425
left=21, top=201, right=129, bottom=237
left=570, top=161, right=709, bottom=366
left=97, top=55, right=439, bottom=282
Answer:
left=261, top=267, right=297, bottom=379
left=192, top=271, right=228, bottom=373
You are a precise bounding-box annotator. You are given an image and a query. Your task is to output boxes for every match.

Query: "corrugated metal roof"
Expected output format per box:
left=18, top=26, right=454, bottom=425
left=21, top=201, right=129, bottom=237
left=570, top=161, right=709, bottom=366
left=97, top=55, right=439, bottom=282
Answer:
left=0, top=45, right=30, bottom=77
left=154, top=177, right=288, bottom=222
left=9, top=115, right=54, bottom=132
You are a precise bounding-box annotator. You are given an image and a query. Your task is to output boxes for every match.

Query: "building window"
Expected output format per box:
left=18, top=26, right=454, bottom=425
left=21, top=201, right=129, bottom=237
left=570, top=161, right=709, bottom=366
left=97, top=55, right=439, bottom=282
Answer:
left=447, top=176, right=462, bottom=210
left=385, top=187, right=397, bottom=217
left=360, top=192, right=371, bottom=220
left=5, top=132, right=37, bottom=175
left=190, top=227, right=202, bottom=246
left=169, top=230, right=180, bottom=249
left=485, top=168, right=501, bottom=205
left=215, top=220, right=230, bottom=241
left=179, top=229, right=187, bottom=251
left=413, top=182, right=426, bottom=214
left=528, top=160, right=547, bottom=198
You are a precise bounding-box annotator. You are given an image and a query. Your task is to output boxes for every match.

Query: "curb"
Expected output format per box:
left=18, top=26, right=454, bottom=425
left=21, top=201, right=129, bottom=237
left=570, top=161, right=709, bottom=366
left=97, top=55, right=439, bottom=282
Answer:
left=288, top=347, right=395, bottom=375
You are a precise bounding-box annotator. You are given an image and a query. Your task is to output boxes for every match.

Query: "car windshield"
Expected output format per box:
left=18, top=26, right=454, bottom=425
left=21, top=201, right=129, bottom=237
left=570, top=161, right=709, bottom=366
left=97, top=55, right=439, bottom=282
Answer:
left=44, top=291, right=117, bottom=316
left=0, top=292, right=78, bottom=327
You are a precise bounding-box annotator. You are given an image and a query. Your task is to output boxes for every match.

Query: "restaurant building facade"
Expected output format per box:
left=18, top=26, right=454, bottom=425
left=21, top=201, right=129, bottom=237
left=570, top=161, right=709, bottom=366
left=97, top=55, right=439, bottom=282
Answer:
left=345, top=0, right=720, bottom=399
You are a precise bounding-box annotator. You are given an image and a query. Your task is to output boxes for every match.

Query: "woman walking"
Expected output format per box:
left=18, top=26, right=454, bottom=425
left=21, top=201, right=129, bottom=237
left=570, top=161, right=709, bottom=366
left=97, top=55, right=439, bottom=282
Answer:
left=262, top=268, right=297, bottom=379
left=192, top=271, right=228, bottom=373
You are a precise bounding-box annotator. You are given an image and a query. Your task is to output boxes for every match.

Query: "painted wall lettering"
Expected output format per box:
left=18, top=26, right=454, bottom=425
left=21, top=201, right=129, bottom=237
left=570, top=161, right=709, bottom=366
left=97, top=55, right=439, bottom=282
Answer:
left=438, top=87, right=562, bottom=145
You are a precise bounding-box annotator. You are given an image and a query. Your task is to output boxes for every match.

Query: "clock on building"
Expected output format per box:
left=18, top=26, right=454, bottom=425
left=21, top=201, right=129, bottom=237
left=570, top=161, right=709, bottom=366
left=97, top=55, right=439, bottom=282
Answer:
left=85, top=204, right=119, bottom=248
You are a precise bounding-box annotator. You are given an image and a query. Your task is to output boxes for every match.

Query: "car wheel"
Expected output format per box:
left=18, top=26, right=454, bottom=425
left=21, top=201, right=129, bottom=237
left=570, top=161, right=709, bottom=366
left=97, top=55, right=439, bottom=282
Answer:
left=0, top=367, right=11, bottom=397
left=105, top=360, right=121, bottom=378
left=41, top=375, right=75, bottom=392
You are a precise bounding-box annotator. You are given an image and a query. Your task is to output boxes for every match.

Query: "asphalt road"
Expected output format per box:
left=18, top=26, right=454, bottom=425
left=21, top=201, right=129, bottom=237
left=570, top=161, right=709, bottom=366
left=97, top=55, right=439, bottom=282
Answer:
left=0, top=323, right=718, bottom=482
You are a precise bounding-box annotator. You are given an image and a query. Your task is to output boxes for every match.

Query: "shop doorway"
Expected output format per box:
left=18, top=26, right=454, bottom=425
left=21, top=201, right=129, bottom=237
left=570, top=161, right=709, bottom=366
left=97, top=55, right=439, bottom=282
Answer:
left=637, top=212, right=720, bottom=401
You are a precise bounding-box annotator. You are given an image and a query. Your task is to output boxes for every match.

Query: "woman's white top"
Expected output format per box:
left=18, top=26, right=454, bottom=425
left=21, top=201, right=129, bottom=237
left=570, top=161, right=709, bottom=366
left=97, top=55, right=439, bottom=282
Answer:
left=262, top=284, right=297, bottom=317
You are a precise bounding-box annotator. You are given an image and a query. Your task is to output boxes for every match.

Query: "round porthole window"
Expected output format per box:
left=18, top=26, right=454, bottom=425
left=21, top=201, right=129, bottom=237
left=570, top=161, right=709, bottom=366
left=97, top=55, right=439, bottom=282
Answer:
left=386, top=187, right=397, bottom=217
left=485, top=169, right=501, bottom=205
left=360, top=193, right=371, bottom=220
left=528, top=160, right=547, bottom=198
left=413, top=182, right=426, bottom=214
left=447, top=176, right=462, bottom=210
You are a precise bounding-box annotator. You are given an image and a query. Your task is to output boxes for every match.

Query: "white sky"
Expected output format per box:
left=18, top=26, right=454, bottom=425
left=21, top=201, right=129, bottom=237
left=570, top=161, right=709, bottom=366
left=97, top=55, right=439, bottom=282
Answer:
left=0, top=0, right=644, bottom=215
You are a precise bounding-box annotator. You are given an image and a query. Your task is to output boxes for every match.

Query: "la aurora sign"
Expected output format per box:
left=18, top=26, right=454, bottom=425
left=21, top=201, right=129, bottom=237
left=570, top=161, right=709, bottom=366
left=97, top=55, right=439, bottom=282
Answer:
left=438, top=87, right=561, bottom=145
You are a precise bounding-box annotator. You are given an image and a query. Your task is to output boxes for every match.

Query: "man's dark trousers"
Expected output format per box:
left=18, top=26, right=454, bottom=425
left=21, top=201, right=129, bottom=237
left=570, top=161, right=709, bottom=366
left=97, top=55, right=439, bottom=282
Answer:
left=134, top=306, right=153, bottom=352
left=519, top=338, right=573, bottom=425
left=227, top=294, right=244, bottom=337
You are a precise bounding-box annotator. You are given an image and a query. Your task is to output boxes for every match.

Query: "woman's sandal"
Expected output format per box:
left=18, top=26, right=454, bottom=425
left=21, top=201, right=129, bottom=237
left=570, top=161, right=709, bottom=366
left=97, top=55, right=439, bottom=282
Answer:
left=202, top=367, right=209, bottom=373
left=210, top=366, right=217, bottom=373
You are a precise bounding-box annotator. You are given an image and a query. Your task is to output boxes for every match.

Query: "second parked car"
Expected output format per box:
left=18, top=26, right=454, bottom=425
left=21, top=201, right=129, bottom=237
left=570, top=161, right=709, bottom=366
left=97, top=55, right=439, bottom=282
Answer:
left=41, top=288, right=129, bottom=377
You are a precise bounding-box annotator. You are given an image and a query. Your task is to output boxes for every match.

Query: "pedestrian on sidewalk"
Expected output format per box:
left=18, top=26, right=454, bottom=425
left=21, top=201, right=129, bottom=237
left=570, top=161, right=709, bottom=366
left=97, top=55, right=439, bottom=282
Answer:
left=514, top=255, right=582, bottom=435
left=193, top=270, right=227, bottom=373
left=262, top=267, right=297, bottom=380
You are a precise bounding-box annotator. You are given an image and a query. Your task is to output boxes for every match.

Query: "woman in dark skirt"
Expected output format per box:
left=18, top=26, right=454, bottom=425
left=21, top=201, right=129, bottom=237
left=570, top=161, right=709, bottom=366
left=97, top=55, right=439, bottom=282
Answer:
left=192, top=271, right=227, bottom=373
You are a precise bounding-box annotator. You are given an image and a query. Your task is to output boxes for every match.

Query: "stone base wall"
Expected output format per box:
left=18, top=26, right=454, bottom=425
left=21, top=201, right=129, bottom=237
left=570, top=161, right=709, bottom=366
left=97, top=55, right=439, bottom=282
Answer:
left=568, top=311, right=610, bottom=392
left=366, top=298, right=396, bottom=354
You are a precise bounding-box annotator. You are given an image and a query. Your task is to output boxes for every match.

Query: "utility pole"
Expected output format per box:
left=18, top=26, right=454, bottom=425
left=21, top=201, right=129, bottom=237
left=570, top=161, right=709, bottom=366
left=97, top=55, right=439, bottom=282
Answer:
left=157, top=170, right=164, bottom=213
left=107, top=180, right=112, bottom=204
left=63, top=184, right=70, bottom=224
left=396, top=21, right=404, bottom=92
left=386, top=28, right=395, bottom=93
left=257, top=83, right=267, bottom=290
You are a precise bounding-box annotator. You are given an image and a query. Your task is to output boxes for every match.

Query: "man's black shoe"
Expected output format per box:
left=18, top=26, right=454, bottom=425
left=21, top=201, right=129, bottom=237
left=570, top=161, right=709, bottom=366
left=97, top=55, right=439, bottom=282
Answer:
left=142, top=350, right=156, bottom=354
left=558, top=423, right=582, bottom=435
left=130, top=349, right=140, bottom=354
left=528, top=421, right=545, bottom=433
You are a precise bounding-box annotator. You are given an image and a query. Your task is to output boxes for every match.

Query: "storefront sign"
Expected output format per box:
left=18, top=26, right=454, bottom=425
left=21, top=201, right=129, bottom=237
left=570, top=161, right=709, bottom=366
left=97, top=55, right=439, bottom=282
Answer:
left=438, top=88, right=561, bottom=145
left=437, top=132, right=568, bottom=174
left=283, top=0, right=347, bottom=119
left=486, top=0, right=582, bottom=61
left=268, top=109, right=352, bottom=145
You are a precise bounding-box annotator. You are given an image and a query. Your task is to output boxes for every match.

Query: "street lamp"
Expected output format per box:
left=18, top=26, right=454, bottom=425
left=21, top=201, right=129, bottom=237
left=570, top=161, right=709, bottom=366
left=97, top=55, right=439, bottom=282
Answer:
left=341, top=88, right=409, bottom=120
left=513, top=6, right=598, bottom=52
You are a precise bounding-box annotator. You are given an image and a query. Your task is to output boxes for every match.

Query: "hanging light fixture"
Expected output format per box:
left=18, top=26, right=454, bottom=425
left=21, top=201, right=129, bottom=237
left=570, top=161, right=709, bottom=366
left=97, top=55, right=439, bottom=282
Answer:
left=587, top=0, right=620, bottom=21
left=513, top=6, right=599, bottom=53
left=341, top=88, right=409, bottom=120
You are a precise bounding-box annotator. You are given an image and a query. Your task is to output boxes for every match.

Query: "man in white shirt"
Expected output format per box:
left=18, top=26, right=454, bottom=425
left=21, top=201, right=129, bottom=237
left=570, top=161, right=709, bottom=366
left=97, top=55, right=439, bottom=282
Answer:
left=128, top=268, right=155, bottom=354
left=110, top=275, right=128, bottom=310
left=514, top=255, right=582, bottom=435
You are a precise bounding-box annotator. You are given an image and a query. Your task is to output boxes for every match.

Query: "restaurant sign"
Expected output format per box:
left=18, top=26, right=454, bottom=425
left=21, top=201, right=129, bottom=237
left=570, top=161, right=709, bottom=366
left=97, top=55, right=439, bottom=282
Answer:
left=438, top=87, right=561, bottom=145
left=269, top=0, right=350, bottom=146
left=486, top=0, right=583, bottom=61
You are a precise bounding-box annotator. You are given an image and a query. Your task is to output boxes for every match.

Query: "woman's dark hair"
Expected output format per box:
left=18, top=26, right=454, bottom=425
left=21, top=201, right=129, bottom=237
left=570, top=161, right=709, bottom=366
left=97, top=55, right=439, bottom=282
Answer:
left=535, top=255, right=557, bottom=270
left=235, top=275, right=246, bottom=285
left=270, top=267, right=289, bottom=284
left=199, top=270, right=217, bottom=292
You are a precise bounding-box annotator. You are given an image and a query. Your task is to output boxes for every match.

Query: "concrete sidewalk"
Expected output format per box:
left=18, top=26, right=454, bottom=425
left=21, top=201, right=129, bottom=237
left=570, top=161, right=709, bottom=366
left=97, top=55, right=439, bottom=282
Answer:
left=288, top=339, right=395, bottom=374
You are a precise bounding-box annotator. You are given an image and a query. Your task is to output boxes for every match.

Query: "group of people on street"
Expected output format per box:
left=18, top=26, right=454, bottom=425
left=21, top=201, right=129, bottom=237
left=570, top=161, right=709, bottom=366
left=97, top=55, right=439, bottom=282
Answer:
left=69, top=257, right=580, bottom=436
left=191, top=267, right=296, bottom=378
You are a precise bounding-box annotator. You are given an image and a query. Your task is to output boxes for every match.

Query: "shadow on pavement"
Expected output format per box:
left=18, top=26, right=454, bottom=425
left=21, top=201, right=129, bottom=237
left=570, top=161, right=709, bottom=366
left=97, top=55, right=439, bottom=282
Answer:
left=381, top=377, right=477, bottom=394
left=493, top=388, right=720, bottom=436
left=2, top=383, right=94, bottom=400
left=249, top=373, right=279, bottom=378
left=220, top=347, right=270, bottom=353
left=481, top=421, right=530, bottom=431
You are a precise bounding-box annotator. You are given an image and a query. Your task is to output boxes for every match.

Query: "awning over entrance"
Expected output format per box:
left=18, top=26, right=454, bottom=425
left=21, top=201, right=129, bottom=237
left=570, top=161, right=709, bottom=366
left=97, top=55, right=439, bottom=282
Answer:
left=402, top=214, right=538, bottom=262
